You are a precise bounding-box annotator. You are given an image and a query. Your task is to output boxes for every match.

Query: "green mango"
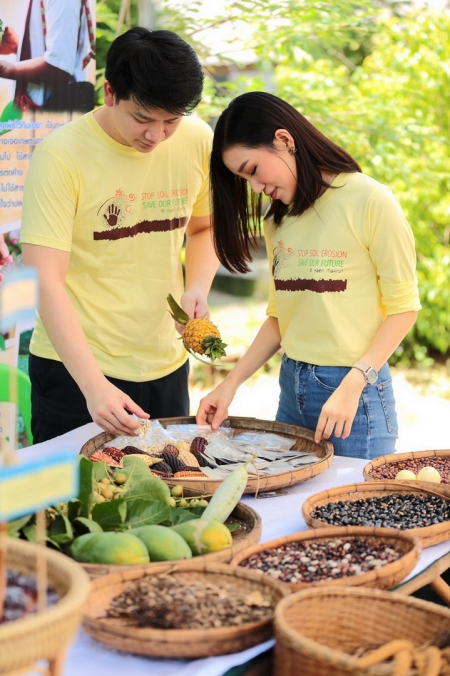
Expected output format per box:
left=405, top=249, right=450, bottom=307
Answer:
left=171, top=518, right=232, bottom=556
left=129, top=524, right=192, bottom=561
left=70, top=532, right=149, bottom=564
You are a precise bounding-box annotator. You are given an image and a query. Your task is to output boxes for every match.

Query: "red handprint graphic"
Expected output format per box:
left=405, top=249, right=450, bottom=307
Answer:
left=103, top=203, right=121, bottom=226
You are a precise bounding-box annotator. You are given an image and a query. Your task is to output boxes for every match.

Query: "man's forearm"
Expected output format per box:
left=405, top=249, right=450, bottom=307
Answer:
left=184, top=226, right=219, bottom=296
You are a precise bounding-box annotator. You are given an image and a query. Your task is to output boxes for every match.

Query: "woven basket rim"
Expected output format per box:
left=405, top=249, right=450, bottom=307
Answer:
left=83, top=561, right=290, bottom=651
left=230, top=525, right=421, bottom=591
left=274, top=585, right=450, bottom=670
left=79, top=416, right=334, bottom=494
left=363, top=450, right=450, bottom=489
left=0, top=537, right=91, bottom=640
left=302, top=481, right=450, bottom=547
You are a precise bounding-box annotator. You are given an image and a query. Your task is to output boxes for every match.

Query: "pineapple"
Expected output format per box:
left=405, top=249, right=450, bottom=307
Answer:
left=167, top=294, right=227, bottom=362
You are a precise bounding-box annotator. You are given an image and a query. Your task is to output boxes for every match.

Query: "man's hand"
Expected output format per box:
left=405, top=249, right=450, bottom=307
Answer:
left=84, top=378, right=149, bottom=437
left=0, top=27, right=19, bottom=56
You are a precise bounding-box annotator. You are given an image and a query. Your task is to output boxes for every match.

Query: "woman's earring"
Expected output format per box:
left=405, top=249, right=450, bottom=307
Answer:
left=288, top=147, right=297, bottom=155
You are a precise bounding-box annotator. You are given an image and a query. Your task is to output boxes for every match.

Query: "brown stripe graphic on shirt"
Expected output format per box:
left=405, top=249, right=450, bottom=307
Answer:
left=275, top=278, right=347, bottom=293
left=94, top=217, right=188, bottom=241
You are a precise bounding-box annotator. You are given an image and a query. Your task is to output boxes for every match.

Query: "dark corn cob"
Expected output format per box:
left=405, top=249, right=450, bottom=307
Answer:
left=179, top=465, right=203, bottom=472
left=121, top=445, right=149, bottom=455
left=162, top=444, right=179, bottom=456
left=162, top=452, right=184, bottom=473
left=151, top=461, right=173, bottom=476
left=102, top=446, right=125, bottom=463
left=190, top=436, right=208, bottom=454
left=194, top=453, right=212, bottom=468
left=151, top=469, right=172, bottom=478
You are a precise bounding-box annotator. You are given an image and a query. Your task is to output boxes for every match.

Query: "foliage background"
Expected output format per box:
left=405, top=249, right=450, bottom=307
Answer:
left=96, top=0, right=449, bottom=367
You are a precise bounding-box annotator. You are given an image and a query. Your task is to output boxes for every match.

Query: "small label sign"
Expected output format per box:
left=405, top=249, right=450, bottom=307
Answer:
left=0, top=453, right=79, bottom=520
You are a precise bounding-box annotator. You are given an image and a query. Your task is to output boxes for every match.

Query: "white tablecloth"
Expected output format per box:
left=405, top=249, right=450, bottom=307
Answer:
left=19, top=423, right=450, bottom=676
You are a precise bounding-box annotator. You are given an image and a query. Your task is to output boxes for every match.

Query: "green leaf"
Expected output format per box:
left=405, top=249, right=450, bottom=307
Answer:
left=122, top=477, right=171, bottom=503
left=121, top=456, right=158, bottom=486
left=169, top=508, right=200, bottom=526
left=91, top=498, right=127, bottom=530
left=67, top=499, right=82, bottom=522
left=0, top=335, right=5, bottom=351
left=123, top=499, right=170, bottom=529
left=49, top=513, right=74, bottom=545
left=23, top=523, right=61, bottom=550
left=7, top=514, right=33, bottom=536
left=73, top=517, right=104, bottom=535
left=77, top=455, right=96, bottom=518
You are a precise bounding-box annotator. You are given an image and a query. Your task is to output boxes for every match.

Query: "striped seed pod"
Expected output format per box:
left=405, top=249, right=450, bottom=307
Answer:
left=151, top=461, right=174, bottom=476
left=190, top=436, right=208, bottom=454
left=162, top=444, right=179, bottom=456
left=102, top=446, right=125, bottom=463
left=178, top=451, right=200, bottom=467
left=174, top=471, right=208, bottom=478
left=161, top=452, right=185, bottom=473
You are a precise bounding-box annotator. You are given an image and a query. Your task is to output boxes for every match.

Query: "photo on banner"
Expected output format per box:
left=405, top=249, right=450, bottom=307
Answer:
left=0, top=0, right=96, bottom=236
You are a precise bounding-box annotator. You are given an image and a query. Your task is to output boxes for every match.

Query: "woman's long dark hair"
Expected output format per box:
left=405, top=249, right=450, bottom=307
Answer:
left=210, top=91, right=361, bottom=273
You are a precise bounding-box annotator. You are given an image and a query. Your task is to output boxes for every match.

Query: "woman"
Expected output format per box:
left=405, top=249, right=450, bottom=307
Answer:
left=197, top=91, right=421, bottom=459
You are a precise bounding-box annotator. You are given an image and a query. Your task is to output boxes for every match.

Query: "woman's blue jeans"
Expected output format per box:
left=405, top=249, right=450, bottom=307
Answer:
left=276, top=355, right=398, bottom=460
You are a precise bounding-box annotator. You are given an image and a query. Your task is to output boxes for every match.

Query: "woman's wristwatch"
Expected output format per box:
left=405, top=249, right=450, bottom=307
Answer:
left=351, top=361, right=378, bottom=385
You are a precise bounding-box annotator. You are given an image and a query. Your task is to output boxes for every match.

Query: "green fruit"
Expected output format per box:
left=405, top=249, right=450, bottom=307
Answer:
left=70, top=532, right=149, bottom=564
left=99, top=478, right=111, bottom=485
left=114, top=472, right=127, bottom=485
left=171, top=485, right=183, bottom=498
left=70, top=533, right=99, bottom=562
left=100, top=487, right=114, bottom=500
left=171, top=518, right=232, bottom=556
left=166, top=497, right=177, bottom=508
left=178, top=498, right=189, bottom=509
left=129, top=525, right=192, bottom=561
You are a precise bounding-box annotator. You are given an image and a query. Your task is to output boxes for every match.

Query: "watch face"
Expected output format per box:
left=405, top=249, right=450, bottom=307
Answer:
left=366, top=368, right=378, bottom=385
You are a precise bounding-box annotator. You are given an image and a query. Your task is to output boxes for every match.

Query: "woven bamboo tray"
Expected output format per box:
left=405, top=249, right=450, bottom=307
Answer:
left=273, top=586, right=450, bottom=676
left=0, top=537, right=91, bottom=675
left=80, top=415, right=334, bottom=495
left=230, top=526, right=421, bottom=592
left=302, top=481, right=450, bottom=548
left=363, top=449, right=450, bottom=497
left=81, top=496, right=261, bottom=579
left=82, top=561, right=290, bottom=659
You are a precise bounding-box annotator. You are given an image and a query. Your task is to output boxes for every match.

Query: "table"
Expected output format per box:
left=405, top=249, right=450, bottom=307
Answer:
left=18, top=422, right=450, bottom=676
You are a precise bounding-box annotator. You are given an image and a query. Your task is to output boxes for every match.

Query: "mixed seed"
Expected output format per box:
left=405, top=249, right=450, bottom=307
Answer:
left=1, top=570, right=59, bottom=623
left=239, top=537, right=402, bottom=584
left=369, top=458, right=450, bottom=484
left=106, top=574, right=274, bottom=629
left=310, top=494, right=450, bottom=529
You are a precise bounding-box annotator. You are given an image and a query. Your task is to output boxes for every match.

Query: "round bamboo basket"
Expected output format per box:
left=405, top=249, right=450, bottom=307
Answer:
left=302, top=481, right=450, bottom=548
left=0, top=537, right=91, bottom=675
left=230, top=526, right=421, bottom=591
left=82, top=561, right=290, bottom=659
left=363, top=449, right=450, bottom=497
left=81, top=497, right=262, bottom=579
left=273, top=586, right=450, bottom=676
left=79, top=415, right=334, bottom=495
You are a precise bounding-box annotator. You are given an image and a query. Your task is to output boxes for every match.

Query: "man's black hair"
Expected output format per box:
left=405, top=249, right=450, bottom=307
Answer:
left=105, top=27, right=204, bottom=115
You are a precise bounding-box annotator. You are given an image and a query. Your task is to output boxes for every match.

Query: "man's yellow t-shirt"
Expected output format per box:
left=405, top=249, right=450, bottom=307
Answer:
left=264, top=172, right=421, bottom=366
left=20, top=112, right=212, bottom=380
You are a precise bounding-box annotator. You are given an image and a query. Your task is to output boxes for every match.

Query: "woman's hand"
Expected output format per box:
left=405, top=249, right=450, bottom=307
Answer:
left=84, top=378, right=149, bottom=437
left=196, top=379, right=238, bottom=430
left=314, top=369, right=365, bottom=443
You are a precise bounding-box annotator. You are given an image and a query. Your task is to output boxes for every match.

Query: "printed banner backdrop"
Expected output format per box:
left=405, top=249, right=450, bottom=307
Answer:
left=0, top=0, right=96, bottom=234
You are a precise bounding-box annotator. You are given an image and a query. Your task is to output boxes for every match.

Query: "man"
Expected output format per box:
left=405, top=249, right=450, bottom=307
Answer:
left=20, top=27, right=218, bottom=443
